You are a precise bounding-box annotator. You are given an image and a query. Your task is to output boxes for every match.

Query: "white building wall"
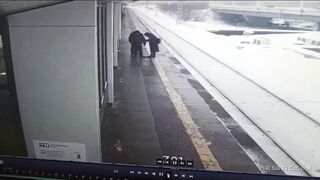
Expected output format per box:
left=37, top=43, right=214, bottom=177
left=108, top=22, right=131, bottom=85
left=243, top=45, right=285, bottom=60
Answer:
left=7, top=1, right=101, bottom=162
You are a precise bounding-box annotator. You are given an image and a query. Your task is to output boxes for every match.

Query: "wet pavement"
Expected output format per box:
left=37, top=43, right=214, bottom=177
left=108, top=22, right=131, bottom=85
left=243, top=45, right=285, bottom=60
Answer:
left=100, top=15, right=162, bottom=166
left=101, top=10, right=284, bottom=175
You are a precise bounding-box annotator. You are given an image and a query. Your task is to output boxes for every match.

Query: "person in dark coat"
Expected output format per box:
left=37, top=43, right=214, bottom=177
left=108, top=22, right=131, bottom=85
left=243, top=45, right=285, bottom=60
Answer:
left=128, top=30, right=146, bottom=57
left=144, top=32, right=161, bottom=58
left=136, top=32, right=146, bottom=56
left=128, top=30, right=139, bottom=56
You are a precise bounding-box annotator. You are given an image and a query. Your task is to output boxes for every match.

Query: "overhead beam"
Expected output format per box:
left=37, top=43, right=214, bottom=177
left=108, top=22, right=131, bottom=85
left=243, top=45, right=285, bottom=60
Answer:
left=0, top=1, right=68, bottom=16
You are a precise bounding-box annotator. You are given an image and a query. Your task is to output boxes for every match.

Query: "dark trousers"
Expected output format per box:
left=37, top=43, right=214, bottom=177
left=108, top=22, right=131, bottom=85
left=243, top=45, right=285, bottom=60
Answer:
left=137, top=46, right=143, bottom=56
left=131, top=46, right=137, bottom=56
left=131, top=44, right=143, bottom=56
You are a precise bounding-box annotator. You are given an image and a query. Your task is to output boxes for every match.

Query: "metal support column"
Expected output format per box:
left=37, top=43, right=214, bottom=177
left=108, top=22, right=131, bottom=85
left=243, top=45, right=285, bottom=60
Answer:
left=106, top=2, right=114, bottom=103
left=97, top=4, right=103, bottom=102
left=118, top=3, right=122, bottom=40
left=115, top=2, right=121, bottom=48
left=113, top=2, right=119, bottom=67
left=102, top=3, right=107, bottom=91
left=101, top=3, right=106, bottom=92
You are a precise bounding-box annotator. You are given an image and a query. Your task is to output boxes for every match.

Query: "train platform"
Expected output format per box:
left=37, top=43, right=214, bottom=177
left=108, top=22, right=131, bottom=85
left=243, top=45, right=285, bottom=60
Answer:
left=100, top=9, right=283, bottom=175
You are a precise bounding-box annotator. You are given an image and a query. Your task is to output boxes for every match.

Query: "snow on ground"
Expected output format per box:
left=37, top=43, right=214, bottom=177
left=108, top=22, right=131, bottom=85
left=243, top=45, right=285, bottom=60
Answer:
left=188, top=23, right=320, bottom=124
left=131, top=6, right=320, bottom=176
left=135, top=6, right=320, bottom=124
left=153, top=21, right=308, bottom=176
left=185, top=20, right=310, bottom=33
left=185, top=21, right=239, bottom=31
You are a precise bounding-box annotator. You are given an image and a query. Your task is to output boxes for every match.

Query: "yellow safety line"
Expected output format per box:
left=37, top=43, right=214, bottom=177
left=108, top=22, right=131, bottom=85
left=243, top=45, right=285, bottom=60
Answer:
left=152, top=58, right=221, bottom=170
left=130, top=9, right=221, bottom=170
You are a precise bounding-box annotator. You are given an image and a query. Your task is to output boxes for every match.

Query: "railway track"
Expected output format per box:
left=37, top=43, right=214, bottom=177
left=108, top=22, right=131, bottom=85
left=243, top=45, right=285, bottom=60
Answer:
left=130, top=7, right=320, bottom=176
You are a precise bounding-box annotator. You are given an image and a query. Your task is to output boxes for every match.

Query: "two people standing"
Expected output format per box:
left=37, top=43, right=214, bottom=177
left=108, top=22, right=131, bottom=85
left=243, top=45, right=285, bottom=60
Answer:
left=128, top=30, right=160, bottom=58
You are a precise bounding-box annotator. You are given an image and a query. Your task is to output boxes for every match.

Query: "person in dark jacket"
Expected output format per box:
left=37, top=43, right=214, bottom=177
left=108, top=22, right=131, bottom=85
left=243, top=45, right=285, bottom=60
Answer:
left=136, top=32, right=146, bottom=56
left=128, top=30, right=139, bottom=56
left=128, top=30, right=146, bottom=57
left=144, top=32, right=161, bottom=58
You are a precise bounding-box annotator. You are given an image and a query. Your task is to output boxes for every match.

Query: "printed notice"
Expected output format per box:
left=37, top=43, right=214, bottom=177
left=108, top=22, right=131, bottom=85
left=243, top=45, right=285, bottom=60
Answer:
left=33, top=140, right=86, bottom=161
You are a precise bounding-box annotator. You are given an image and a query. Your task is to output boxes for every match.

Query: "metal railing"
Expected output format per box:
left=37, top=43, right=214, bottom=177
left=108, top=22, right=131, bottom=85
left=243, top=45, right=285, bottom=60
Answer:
left=210, top=1, right=320, bottom=16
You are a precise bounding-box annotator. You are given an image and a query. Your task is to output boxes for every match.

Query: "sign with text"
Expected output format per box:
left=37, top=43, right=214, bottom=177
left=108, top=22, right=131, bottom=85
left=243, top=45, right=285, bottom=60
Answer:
left=33, top=140, right=86, bottom=162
